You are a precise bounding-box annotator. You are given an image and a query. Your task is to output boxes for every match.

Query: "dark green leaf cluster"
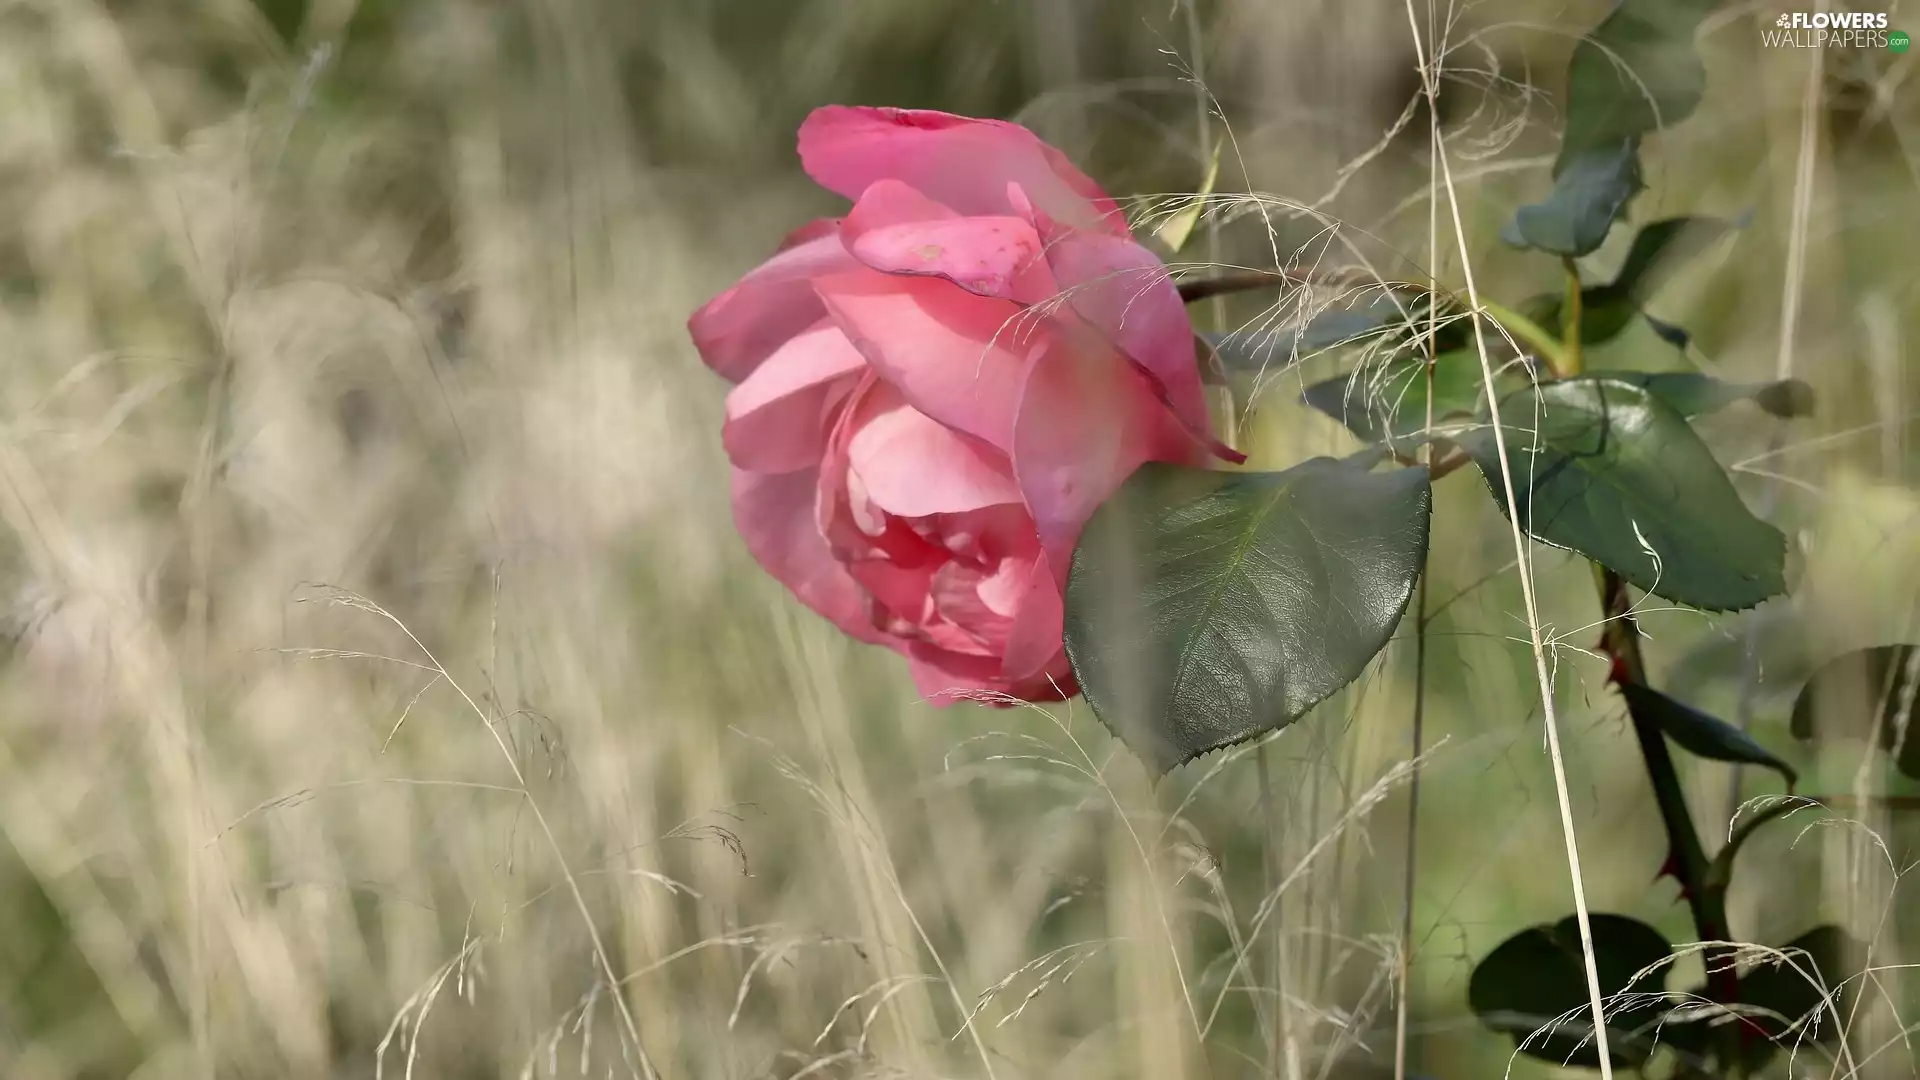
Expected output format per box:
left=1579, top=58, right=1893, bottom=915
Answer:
left=1049, top=0, right=1911, bottom=1075
left=1504, top=0, right=1722, bottom=258
left=1470, top=916, right=1866, bottom=1075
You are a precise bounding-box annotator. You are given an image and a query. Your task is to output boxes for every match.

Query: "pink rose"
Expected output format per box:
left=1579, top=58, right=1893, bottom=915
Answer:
left=689, top=106, right=1235, bottom=702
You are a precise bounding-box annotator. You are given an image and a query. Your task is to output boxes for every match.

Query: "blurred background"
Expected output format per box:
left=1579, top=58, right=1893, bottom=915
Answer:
left=0, top=0, right=1916, bottom=1076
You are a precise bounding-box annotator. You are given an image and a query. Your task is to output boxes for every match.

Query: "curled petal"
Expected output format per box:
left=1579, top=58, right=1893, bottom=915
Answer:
left=689, top=227, right=856, bottom=382
left=908, top=645, right=1075, bottom=704
left=1013, top=335, right=1201, bottom=573
left=846, top=396, right=1022, bottom=518
left=731, top=468, right=886, bottom=645
left=722, top=320, right=867, bottom=473
left=1042, top=229, right=1212, bottom=437
left=842, top=179, right=1052, bottom=301
left=799, top=106, right=1127, bottom=237
left=814, top=269, right=1043, bottom=452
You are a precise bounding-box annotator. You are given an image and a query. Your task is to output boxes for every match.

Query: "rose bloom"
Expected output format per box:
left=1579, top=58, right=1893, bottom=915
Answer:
left=689, top=106, right=1234, bottom=702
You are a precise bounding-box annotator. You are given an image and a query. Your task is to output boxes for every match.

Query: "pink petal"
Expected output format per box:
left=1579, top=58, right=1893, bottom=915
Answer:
left=845, top=556, right=940, bottom=634
left=798, top=106, right=1128, bottom=238
left=847, top=396, right=1022, bottom=518
left=814, top=376, right=951, bottom=570
left=909, top=645, right=1076, bottom=704
left=1012, top=335, right=1200, bottom=573
left=842, top=178, right=961, bottom=229
left=730, top=468, right=887, bottom=645
left=813, top=269, right=1044, bottom=452
left=975, top=556, right=1029, bottom=618
left=1007, top=660, right=1077, bottom=701
left=906, top=645, right=1021, bottom=702
left=1042, top=230, right=1212, bottom=437
left=999, top=553, right=1069, bottom=682
left=928, top=561, right=1015, bottom=644
left=1009, top=186, right=1243, bottom=465
left=722, top=320, right=868, bottom=473
left=689, top=227, right=857, bottom=382
left=842, top=179, right=1052, bottom=301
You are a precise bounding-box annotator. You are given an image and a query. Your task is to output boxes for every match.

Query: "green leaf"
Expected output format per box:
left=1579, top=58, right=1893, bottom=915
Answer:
left=1598, top=372, right=1816, bottom=420
left=1501, top=140, right=1644, bottom=257
left=1611, top=215, right=1740, bottom=298
left=1064, top=457, right=1431, bottom=776
left=1737, top=926, right=1864, bottom=1046
left=1524, top=286, right=1643, bottom=346
left=1790, top=644, right=1920, bottom=778
left=1291, top=305, right=1400, bottom=352
left=1617, top=682, right=1797, bottom=786
left=1203, top=297, right=1418, bottom=375
left=1508, top=0, right=1721, bottom=258
left=1644, top=313, right=1691, bottom=350
left=1454, top=377, right=1786, bottom=611
left=1557, top=0, right=1721, bottom=170
left=1526, top=217, right=1744, bottom=346
left=1301, top=349, right=1523, bottom=452
left=1666, top=925, right=1866, bottom=1071
left=1468, top=914, right=1673, bottom=1069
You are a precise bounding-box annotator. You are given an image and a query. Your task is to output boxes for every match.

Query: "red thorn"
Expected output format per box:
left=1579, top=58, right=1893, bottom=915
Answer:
left=1654, top=851, right=1692, bottom=900
left=1607, top=651, right=1632, bottom=686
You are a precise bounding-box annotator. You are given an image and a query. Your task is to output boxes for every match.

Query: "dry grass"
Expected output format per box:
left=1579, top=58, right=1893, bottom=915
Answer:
left=0, top=1, right=1916, bottom=1077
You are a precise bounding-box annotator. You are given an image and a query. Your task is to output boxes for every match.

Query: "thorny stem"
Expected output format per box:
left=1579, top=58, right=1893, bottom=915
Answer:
left=1553, top=255, right=1721, bottom=970
left=1548, top=237, right=1735, bottom=1073
left=1596, top=573, right=1727, bottom=953
left=1543, top=250, right=1738, bottom=1068
left=1596, top=572, right=1742, bottom=1047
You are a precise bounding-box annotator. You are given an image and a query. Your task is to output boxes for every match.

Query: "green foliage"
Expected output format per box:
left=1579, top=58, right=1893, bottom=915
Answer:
left=1616, top=681, right=1797, bottom=787
left=1202, top=296, right=1414, bottom=374
left=1733, top=926, right=1864, bottom=1049
left=1599, top=371, right=1816, bottom=419
left=1791, top=644, right=1920, bottom=777
left=1301, top=348, right=1524, bottom=452
left=1453, top=377, right=1785, bottom=611
left=1556, top=0, right=1722, bottom=171
left=1501, top=141, right=1644, bottom=257
left=1081, top=0, right=1837, bottom=1071
left=1063, top=457, right=1430, bottom=775
left=1285, top=304, right=1403, bottom=353
left=1643, top=313, right=1693, bottom=349
left=1467, top=914, right=1673, bottom=1068
left=1526, top=216, right=1742, bottom=345
left=1506, top=0, right=1721, bottom=256
left=1663, top=925, right=1866, bottom=1073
